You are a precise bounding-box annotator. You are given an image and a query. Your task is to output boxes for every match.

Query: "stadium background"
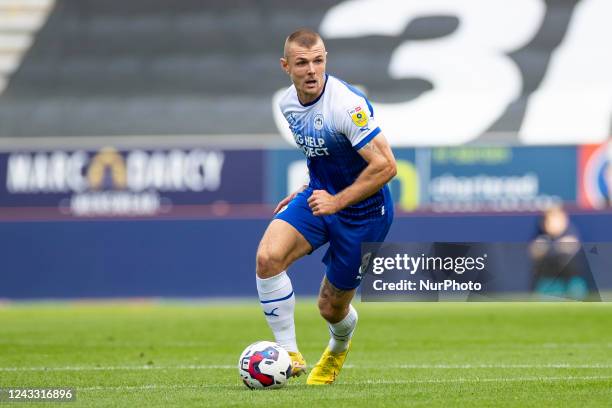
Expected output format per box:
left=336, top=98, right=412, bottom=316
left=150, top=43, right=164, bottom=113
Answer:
left=1, top=0, right=612, bottom=299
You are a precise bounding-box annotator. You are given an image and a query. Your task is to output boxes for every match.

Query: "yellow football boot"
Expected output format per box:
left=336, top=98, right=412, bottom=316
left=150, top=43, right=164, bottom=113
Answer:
left=306, top=341, right=351, bottom=385
left=288, top=351, right=307, bottom=377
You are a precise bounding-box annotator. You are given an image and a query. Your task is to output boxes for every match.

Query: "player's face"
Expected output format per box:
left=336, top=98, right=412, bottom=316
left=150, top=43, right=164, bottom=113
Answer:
left=281, top=41, right=327, bottom=104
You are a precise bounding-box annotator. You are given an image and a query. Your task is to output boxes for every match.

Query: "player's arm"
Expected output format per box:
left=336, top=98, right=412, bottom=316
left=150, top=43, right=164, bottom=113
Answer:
left=308, top=133, right=396, bottom=216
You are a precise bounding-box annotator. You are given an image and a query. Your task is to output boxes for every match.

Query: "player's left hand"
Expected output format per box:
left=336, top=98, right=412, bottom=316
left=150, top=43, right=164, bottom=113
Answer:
left=308, top=190, right=340, bottom=216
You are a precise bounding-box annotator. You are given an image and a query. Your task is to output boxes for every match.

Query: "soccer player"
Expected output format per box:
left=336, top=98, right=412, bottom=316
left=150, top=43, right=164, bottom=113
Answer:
left=255, top=29, right=396, bottom=385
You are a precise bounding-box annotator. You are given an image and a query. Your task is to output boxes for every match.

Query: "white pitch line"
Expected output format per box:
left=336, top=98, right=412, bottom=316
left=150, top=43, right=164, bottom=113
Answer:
left=0, top=340, right=217, bottom=347
left=2, top=363, right=612, bottom=372
left=2, top=340, right=610, bottom=348
left=75, top=376, right=612, bottom=392
left=355, top=376, right=612, bottom=385
left=388, top=363, right=612, bottom=369
left=0, top=365, right=238, bottom=372
left=80, top=384, right=207, bottom=392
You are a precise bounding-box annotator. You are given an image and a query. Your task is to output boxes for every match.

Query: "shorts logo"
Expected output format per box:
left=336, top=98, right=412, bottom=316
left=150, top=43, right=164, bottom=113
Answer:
left=314, top=113, right=324, bottom=130
left=347, top=106, right=368, bottom=127
left=358, top=252, right=373, bottom=281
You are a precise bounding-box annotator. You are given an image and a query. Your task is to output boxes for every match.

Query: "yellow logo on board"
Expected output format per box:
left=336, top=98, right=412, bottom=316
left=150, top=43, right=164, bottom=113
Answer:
left=87, top=147, right=127, bottom=190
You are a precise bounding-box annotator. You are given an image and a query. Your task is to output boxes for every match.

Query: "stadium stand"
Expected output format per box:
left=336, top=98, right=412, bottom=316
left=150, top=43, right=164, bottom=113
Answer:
left=0, top=0, right=339, bottom=137
left=0, top=0, right=592, bottom=140
left=0, top=0, right=54, bottom=94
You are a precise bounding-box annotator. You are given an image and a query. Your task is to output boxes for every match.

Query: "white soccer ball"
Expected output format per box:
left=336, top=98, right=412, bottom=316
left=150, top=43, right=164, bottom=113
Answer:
left=238, top=341, right=292, bottom=389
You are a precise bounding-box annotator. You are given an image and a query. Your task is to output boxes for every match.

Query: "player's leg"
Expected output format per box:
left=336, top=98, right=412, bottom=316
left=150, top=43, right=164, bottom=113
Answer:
left=256, top=188, right=329, bottom=377
left=307, top=208, right=393, bottom=385
left=307, top=277, right=357, bottom=385
left=256, top=218, right=312, bottom=279
left=256, top=219, right=312, bottom=376
left=317, top=276, right=358, bottom=349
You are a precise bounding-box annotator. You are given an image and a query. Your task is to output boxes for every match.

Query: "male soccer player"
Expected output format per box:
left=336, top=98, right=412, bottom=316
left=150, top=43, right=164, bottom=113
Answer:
left=255, top=29, right=396, bottom=385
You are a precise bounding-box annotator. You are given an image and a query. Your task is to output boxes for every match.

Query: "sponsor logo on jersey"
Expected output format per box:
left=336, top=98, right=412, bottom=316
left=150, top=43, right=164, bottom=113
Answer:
left=347, top=106, right=368, bottom=127
left=286, top=112, right=297, bottom=126
left=293, top=132, right=330, bottom=158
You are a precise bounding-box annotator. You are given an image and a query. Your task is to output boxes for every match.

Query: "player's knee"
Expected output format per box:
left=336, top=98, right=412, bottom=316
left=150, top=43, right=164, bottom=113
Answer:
left=317, top=298, right=348, bottom=323
left=256, top=249, right=286, bottom=279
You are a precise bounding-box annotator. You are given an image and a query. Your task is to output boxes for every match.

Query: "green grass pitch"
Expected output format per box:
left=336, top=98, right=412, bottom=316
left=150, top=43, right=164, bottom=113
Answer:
left=1, top=301, right=611, bottom=407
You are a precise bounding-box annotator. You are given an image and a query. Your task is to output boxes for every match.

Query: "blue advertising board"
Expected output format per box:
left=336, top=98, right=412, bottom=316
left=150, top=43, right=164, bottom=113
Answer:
left=2, top=212, right=612, bottom=299
left=266, top=146, right=577, bottom=212
left=426, top=146, right=577, bottom=211
left=0, top=144, right=606, bottom=300
left=0, top=148, right=264, bottom=219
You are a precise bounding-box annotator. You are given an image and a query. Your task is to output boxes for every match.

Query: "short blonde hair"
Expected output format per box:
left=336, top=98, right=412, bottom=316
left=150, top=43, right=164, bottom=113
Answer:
left=284, top=29, right=323, bottom=58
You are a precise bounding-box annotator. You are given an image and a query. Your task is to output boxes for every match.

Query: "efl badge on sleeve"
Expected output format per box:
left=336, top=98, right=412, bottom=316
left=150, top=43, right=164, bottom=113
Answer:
left=347, top=106, right=368, bottom=127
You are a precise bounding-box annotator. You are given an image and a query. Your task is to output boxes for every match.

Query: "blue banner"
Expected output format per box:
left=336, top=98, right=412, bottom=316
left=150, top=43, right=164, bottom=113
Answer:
left=0, top=148, right=264, bottom=219
left=266, top=146, right=578, bottom=212
left=426, top=146, right=577, bottom=211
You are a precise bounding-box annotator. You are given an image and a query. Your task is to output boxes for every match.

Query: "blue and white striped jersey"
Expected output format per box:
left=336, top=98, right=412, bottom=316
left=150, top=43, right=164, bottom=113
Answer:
left=278, top=74, right=391, bottom=220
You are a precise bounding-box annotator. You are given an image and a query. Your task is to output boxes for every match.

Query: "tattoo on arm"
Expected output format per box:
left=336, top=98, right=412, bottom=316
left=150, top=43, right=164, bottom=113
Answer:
left=362, top=141, right=381, bottom=154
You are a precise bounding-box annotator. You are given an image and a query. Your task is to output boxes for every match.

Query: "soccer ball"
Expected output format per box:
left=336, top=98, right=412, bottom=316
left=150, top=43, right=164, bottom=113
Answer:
left=238, top=341, right=292, bottom=389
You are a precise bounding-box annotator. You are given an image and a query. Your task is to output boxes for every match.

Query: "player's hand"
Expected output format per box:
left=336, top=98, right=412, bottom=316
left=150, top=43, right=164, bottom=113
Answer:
left=308, top=190, right=340, bottom=216
left=273, top=192, right=297, bottom=214
left=273, top=185, right=308, bottom=214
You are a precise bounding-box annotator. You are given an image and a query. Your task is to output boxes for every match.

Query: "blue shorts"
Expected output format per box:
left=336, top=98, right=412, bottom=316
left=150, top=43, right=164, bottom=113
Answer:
left=275, top=188, right=393, bottom=290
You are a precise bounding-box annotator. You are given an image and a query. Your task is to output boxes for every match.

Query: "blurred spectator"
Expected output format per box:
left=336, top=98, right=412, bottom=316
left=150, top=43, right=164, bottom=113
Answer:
left=529, top=206, right=588, bottom=300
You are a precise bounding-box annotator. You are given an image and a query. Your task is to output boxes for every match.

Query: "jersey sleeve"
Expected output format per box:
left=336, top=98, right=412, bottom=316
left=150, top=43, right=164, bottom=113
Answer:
left=334, top=91, right=381, bottom=150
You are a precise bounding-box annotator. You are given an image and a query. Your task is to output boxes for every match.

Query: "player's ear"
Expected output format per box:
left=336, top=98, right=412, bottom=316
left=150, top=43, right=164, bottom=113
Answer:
left=280, top=57, right=289, bottom=74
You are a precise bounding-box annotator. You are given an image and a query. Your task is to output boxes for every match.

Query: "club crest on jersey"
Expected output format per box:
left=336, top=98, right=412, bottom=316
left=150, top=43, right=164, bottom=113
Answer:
left=347, top=106, right=368, bottom=127
left=314, top=113, right=324, bottom=130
